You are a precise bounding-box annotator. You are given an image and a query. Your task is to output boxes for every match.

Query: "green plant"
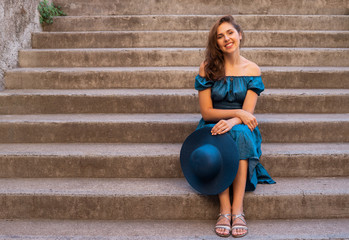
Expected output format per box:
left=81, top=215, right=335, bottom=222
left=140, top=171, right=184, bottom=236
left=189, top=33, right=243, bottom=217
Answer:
left=38, top=0, right=66, bottom=24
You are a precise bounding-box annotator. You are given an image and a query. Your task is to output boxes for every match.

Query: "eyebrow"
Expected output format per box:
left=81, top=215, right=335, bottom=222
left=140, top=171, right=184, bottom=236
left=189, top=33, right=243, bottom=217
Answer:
left=217, top=28, right=234, bottom=36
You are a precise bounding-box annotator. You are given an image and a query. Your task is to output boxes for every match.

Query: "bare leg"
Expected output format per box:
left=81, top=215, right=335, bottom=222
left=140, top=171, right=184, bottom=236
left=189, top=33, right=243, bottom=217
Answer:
left=215, top=187, right=231, bottom=236
left=231, top=159, right=248, bottom=236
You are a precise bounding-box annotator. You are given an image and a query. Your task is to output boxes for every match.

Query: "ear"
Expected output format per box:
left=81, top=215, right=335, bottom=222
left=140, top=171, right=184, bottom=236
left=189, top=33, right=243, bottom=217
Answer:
left=239, top=32, right=242, bottom=40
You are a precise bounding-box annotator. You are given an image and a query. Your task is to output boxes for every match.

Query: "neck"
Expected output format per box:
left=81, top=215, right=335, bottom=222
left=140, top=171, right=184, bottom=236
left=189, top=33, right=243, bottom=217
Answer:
left=223, top=49, right=241, bottom=66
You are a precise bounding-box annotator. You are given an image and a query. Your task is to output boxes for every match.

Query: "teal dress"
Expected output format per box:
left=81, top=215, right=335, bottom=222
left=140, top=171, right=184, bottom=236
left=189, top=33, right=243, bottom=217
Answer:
left=195, top=74, right=275, bottom=191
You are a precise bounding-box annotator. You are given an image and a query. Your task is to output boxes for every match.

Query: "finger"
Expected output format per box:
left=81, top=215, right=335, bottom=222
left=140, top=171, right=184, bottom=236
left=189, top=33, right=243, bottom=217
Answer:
left=250, top=122, right=256, bottom=130
left=216, top=126, right=224, bottom=133
left=223, top=127, right=230, bottom=133
left=212, top=122, right=225, bottom=134
left=211, top=124, right=219, bottom=132
left=215, top=121, right=225, bottom=128
left=219, top=126, right=230, bottom=134
left=249, top=119, right=257, bottom=129
left=248, top=124, right=254, bottom=132
left=251, top=121, right=257, bottom=129
left=212, top=121, right=223, bottom=130
left=211, top=126, right=221, bottom=135
left=216, top=126, right=225, bottom=134
left=211, top=125, right=221, bottom=134
left=218, top=125, right=227, bottom=132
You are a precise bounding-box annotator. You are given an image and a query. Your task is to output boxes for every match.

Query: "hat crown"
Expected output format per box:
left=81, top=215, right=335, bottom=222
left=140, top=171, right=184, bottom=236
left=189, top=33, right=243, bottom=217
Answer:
left=190, top=144, right=222, bottom=181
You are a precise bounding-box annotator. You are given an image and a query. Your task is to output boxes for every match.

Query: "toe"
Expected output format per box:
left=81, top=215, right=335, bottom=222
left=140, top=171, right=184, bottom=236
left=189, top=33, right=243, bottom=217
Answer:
left=216, top=227, right=229, bottom=236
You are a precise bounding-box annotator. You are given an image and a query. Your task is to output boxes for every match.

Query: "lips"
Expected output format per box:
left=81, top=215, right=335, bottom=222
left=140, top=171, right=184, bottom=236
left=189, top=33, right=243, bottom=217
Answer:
left=225, top=42, right=233, bottom=48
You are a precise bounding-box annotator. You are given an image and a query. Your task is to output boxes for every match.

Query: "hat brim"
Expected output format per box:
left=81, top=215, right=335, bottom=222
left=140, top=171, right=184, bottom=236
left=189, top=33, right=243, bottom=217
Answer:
left=180, top=127, right=240, bottom=195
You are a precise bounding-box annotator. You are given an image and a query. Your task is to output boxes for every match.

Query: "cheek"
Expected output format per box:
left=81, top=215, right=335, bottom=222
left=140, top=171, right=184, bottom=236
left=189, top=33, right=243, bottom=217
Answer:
left=233, top=34, right=240, bottom=41
left=232, top=36, right=241, bottom=46
left=217, top=39, right=224, bottom=48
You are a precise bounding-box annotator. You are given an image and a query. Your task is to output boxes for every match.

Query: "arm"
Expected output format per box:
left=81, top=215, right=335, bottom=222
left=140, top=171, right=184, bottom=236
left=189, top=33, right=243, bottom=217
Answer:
left=210, top=90, right=259, bottom=134
left=198, top=88, right=244, bottom=121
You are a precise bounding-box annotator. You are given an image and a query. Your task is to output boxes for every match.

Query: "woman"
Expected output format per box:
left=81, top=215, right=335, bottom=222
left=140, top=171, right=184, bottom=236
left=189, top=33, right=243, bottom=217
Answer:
left=195, top=15, right=275, bottom=238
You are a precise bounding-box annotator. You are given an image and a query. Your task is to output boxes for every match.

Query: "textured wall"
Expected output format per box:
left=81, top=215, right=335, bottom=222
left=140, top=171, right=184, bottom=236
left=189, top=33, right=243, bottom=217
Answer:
left=0, top=0, right=43, bottom=91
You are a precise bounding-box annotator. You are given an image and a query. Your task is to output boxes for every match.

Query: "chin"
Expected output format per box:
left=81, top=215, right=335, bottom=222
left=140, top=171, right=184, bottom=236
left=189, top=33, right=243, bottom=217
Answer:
left=223, top=48, right=237, bottom=54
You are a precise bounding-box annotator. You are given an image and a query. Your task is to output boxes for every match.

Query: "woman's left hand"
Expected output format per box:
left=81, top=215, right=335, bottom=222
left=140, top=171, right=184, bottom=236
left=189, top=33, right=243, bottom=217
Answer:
left=211, top=119, right=234, bottom=135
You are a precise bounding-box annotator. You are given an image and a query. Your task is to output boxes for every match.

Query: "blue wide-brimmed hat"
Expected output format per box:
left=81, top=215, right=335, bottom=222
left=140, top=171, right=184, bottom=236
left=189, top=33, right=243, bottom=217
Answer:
left=180, top=127, right=240, bottom=195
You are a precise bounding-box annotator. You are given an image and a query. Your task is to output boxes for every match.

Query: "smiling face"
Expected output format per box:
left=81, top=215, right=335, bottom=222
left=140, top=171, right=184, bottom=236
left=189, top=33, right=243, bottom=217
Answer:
left=216, top=22, right=242, bottom=54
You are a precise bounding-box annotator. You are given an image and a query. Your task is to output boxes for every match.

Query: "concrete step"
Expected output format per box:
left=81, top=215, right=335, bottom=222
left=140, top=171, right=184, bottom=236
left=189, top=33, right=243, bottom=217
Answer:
left=0, top=89, right=348, bottom=114
left=0, top=143, right=347, bottom=178
left=0, top=113, right=348, bottom=143
left=53, top=0, right=349, bottom=15
left=1, top=218, right=349, bottom=240
left=0, top=177, right=348, bottom=220
left=43, top=15, right=349, bottom=32
left=32, top=30, right=349, bottom=49
left=5, top=67, right=349, bottom=89
left=18, top=48, right=349, bottom=67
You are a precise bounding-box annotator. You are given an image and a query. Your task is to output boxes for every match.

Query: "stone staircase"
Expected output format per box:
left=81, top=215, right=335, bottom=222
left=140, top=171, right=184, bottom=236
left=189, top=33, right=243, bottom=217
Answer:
left=1, top=0, right=349, bottom=239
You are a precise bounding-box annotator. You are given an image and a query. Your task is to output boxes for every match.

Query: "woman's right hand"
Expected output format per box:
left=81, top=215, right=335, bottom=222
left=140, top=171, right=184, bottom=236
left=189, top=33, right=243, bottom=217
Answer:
left=237, top=110, right=258, bottom=131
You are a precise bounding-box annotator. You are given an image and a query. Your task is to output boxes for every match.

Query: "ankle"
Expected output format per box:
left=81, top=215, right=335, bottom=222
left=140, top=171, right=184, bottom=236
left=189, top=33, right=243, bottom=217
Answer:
left=232, top=206, right=243, bottom=215
left=220, top=208, right=231, bottom=214
left=232, top=212, right=244, bottom=216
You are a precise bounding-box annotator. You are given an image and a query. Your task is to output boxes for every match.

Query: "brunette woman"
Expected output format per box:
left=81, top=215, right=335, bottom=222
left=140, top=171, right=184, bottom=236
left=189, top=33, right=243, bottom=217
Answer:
left=195, top=15, right=275, bottom=238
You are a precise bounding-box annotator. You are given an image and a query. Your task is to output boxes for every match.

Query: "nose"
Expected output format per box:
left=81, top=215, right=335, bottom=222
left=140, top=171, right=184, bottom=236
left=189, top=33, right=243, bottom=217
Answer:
left=224, top=34, right=229, bottom=41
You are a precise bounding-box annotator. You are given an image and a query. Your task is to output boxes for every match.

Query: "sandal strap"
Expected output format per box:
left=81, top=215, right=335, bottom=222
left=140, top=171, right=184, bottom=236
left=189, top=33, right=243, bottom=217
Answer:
left=232, top=225, right=248, bottom=230
left=215, top=214, right=232, bottom=233
left=217, top=213, right=232, bottom=221
left=232, top=213, right=246, bottom=225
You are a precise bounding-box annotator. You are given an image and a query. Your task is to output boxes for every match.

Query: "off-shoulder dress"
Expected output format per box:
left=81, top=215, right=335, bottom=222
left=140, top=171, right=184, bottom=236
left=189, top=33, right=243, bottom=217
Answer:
left=195, top=74, right=275, bottom=191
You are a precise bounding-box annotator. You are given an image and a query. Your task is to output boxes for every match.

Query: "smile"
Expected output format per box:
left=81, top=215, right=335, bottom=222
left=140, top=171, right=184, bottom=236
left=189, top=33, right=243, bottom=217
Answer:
left=225, top=42, right=234, bottom=48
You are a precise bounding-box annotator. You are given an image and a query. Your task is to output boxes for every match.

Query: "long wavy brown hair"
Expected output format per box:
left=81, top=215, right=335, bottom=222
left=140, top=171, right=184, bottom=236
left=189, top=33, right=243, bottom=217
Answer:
left=204, top=15, right=244, bottom=81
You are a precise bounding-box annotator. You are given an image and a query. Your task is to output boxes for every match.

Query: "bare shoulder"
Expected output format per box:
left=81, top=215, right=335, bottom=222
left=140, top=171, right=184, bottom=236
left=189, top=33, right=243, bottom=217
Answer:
left=242, top=58, right=261, bottom=76
left=246, top=61, right=261, bottom=76
left=199, top=61, right=206, bottom=77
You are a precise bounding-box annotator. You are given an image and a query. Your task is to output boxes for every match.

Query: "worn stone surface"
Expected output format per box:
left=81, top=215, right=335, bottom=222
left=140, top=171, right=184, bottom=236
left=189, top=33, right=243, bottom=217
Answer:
left=53, top=0, right=349, bottom=15
left=4, top=219, right=349, bottom=240
left=0, top=177, right=348, bottom=220
left=43, top=15, right=349, bottom=32
left=4, top=67, right=349, bottom=89
left=31, top=31, right=349, bottom=48
left=0, top=0, right=42, bottom=91
left=0, top=89, right=348, bottom=114
left=0, top=143, right=347, bottom=178
left=18, top=48, right=349, bottom=67
left=0, top=114, right=348, bottom=143
left=0, top=218, right=349, bottom=240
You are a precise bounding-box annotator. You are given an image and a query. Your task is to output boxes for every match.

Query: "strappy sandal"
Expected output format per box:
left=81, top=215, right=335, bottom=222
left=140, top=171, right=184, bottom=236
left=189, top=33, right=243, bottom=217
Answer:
left=232, top=213, right=248, bottom=238
left=214, top=213, right=232, bottom=237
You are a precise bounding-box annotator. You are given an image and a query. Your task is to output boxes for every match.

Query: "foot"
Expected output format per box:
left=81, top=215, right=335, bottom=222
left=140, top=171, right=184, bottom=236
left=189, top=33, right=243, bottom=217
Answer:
left=215, top=213, right=231, bottom=237
left=232, top=213, right=248, bottom=238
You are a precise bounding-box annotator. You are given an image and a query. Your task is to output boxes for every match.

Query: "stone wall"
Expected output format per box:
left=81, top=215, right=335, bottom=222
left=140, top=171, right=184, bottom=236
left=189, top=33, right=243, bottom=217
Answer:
left=0, top=0, right=43, bottom=91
